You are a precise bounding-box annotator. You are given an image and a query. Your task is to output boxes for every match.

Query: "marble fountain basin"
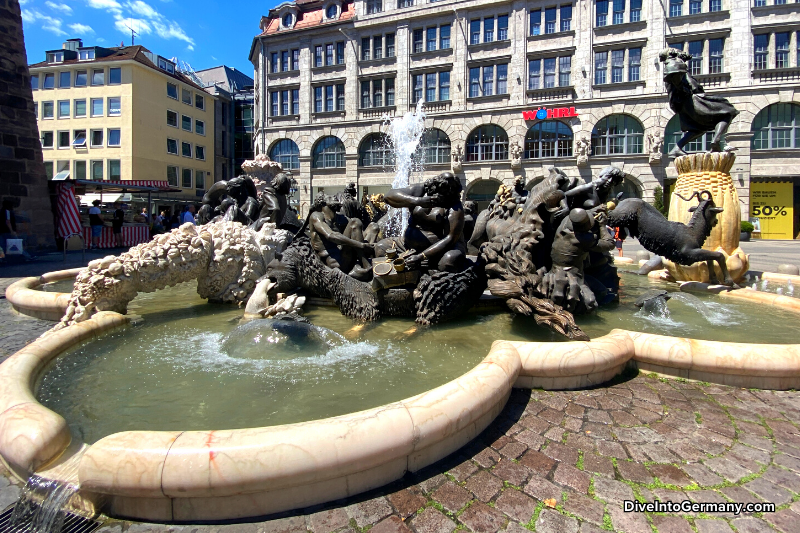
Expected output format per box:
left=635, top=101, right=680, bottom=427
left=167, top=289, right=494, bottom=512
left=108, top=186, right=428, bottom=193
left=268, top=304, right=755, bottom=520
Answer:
left=3, top=272, right=800, bottom=522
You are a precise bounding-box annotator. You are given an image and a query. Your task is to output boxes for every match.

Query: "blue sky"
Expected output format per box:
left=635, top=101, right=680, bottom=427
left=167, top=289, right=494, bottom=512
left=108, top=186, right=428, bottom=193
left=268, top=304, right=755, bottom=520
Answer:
left=20, top=0, right=272, bottom=74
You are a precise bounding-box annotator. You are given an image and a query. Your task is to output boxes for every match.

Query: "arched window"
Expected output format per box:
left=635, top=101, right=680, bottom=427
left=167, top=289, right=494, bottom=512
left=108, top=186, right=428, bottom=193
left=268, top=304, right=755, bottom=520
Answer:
left=413, top=128, right=451, bottom=164
left=325, top=4, right=338, bottom=19
left=312, top=136, right=345, bottom=168
left=466, top=125, right=508, bottom=162
left=466, top=179, right=503, bottom=212
left=663, top=115, right=720, bottom=154
left=752, top=103, right=800, bottom=150
left=592, top=114, right=644, bottom=155
left=358, top=133, right=394, bottom=167
left=524, top=121, right=573, bottom=159
left=611, top=177, right=643, bottom=199
left=269, top=139, right=300, bottom=170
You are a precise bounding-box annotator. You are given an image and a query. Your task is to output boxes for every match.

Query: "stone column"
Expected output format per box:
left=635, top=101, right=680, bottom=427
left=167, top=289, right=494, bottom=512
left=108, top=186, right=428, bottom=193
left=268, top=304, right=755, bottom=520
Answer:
left=0, top=0, right=56, bottom=250
left=396, top=22, right=410, bottom=111
left=299, top=155, right=312, bottom=217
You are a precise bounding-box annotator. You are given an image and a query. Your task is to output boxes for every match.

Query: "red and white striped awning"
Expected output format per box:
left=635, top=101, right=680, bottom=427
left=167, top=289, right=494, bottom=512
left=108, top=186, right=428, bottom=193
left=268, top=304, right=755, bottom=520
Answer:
left=56, top=183, right=82, bottom=238
left=75, top=180, right=181, bottom=192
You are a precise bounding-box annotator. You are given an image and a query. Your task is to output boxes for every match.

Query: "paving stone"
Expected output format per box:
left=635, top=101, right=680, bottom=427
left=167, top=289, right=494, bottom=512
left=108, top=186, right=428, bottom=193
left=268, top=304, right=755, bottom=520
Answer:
left=668, top=442, right=706, bottom=462
left=543, top=426, right=565, bottom=442
left=582, top=422, right=614, bottom=440
left=694, top=519, right=734, bottom=533
left=539, top=408, right=565, bottom=425
left=596, top=440, right=628, bottom=459
left=729, top=517, right=775, bottom=533
left=523, top=476, right=562, bottom=502
left=582, top=453, right=614, bottom=477
left=616, top=460, right=653, bottom=484
left=631, top=407, right=662, bottom=423
left=503, top=523, right=530, bottom=533
left=370, top=516, right=411, bottom=533
left=447, top=459, right=478, bottom=482
left=579, top=523, right=606, bottom=533
left=737, top=421, right=769, bottom=438
left=651, top=515, right=693, bottom=533
left=543, top=442, right=579, bottom=465
left=564, top=416, right=584, bottom=432
left=574, top=396, right=599, bottom=409
left=457, top=501, right=506, bottom=533
left=719, top=486, right=763, bottom=504
left=261, top=517, right=308, bottom=533
left=640, top=443, right=680, bottom=463
left=610, top=410, right=641, bottom=427
left=431, top=482, right=472, bottom=514
left=309, top=508, right=350, bottom=532
left=615, top=427, right=664, bottom=444
left=410, top=508, right=456, bottom=533
left=95, top=525, right=123, bottom=533
left=417, top=474, right=446, bottom=494
left=762, top=466, right=800, bottom=492
left=499, top=441, right=527, bottom=460
left=494, top=489, right=536, bottom=523
left=514, top=430, right=545, bottom=450
left=565, top=403, right=585, bottom=418
left=597, top=397, right=626, bottom=411
left=586, top=409, right=612, bottom=424
left=473, top=448, right=502, bottom=468
left=704, top=457, right=752, bottom=483
left=648, top=464, right=692, bottom=487
left=491, top=459, right=531, bottom=488
left=553, top=463, right=590, bottom=493
left=680, top=463, right=723, bottom=487
left=624, top=443, right=650, bottom=463
left=563, top=491, right=604, bottom=525
left=541, top=395, right=569, bottom=411
left=593, top=477, right=634, bottom=503
left=535, top=508, right=579, bottom=533
left=347, top=497, right=393, bottom=528
left=608, top=504, right=651, bottom=533
left=465, top=471, right=503, bottom=502
left=519, top=415, right=550, bottom=434
left=688, top=490, right=728, bottom=504
left=729, top=444, right=771, bottom=466
left=738, top=434, right=772, bottom=452
left=518, top=450, right=556, bottom=476
left=765, top=508, right=800, bottom=533
left=742, top=477, right=793, bottom=505
left=774, top=452, right=800, bottom=472
left=490, top=434, right=513, bottom=451
left=564, top=432, right=595, bottom=453
left=387, top=487, right=427, bottom=518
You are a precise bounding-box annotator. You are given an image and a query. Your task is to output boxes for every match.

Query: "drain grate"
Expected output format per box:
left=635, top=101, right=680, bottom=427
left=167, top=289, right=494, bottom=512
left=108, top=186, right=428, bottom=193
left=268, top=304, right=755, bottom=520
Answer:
left=0, top=504, right=102, bottom=533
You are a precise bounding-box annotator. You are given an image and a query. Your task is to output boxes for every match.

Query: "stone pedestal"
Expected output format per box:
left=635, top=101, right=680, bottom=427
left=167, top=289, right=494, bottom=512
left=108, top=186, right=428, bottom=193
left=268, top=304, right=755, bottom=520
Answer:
left=663, top=152, right=749, bottom=283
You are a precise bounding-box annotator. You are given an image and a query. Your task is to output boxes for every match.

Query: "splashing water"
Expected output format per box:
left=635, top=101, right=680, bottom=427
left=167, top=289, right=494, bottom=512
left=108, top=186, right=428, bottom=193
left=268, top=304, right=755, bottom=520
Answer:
left=669, top=293, right=740, bottom=326
left=384, top=99, right=427, bottom=237
left=751, top=282, right=758, bottom=291
left=10, top=475, right=78, bottom=533
left=777, top=287, right=784, bottom=295
left=761, top=279, right=768, bottom=291
left=789, top=281, right=795, bottom=296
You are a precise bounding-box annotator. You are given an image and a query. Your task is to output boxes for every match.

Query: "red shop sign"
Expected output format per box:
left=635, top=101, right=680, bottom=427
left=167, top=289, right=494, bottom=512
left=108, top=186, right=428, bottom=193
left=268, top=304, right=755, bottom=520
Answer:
left=522, top=107, right=578, bottom=120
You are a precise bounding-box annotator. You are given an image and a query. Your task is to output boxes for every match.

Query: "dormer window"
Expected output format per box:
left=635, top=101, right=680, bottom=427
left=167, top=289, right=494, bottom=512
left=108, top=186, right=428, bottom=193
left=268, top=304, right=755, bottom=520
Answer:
left=47, top=52, right=64, bottom=63
left=282, top=13, right=294, bottom=28
left=326, top=4, right=339, bottom=19
left=78, top=49, right=95, bottom=61
left=158, top=57, right=176, bottom=74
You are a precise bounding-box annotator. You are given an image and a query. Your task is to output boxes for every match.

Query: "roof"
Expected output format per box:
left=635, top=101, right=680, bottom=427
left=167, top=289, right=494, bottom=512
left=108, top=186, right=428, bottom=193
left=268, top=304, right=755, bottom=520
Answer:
left=257, top=1, right=355, bottom=37
left=29, top=45, right=209, bottom=92
left=195, top=65, right=254, bottom=93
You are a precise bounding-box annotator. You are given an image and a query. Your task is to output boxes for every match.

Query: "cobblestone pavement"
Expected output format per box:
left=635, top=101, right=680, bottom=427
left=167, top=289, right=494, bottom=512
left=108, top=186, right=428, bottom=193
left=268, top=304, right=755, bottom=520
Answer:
left=2, top=267, right=800, bottom=532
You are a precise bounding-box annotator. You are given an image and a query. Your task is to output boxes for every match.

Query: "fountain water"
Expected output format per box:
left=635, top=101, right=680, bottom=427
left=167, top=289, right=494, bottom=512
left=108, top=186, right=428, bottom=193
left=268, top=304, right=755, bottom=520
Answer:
left=10, top=475, right=78, bottom=533
left=383, top=99, right=427, bottom=237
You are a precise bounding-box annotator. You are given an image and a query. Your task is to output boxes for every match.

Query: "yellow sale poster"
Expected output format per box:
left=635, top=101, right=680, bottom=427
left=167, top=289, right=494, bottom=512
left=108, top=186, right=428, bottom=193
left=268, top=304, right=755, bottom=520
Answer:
left=750, top=182, right=794, bottom=240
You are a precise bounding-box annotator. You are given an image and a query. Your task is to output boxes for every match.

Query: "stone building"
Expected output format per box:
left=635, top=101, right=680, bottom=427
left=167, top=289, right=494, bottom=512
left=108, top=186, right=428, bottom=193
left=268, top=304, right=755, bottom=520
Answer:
left=250, top=0, right=800, bottom=238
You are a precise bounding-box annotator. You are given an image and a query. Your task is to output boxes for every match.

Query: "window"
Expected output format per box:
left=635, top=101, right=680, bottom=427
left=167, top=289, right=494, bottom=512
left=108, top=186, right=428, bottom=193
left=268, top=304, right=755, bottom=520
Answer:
left=167, top=138, right=178, bottom=154
left=776, top=32, right=790, bottom=68
left=611, top=50, right=624, bottom=83
left=195, top=94, right=205, bottom=110
left=412, top=75, right=423, bottom=103
left=109, top=68, right=121, bottom=85
left=294, top=89, right=301, bottom=114
left=670, top=0, right=683, bottom=17
left=709, top=0, right=721, bottom=10
left=195, top=119, right=205, bottom=135
left=439, top=26, right=450, bottom=49
left=596, top=0, right=608, bottom=26
left=326, top=85, right=334, bottom=111
left=182, top=89, right=192, bottom=105
left=282, top=90, right=290, bottom=115
left=315, top=45, right=324, bottom=67
left=688, top=41, right=703, bottom=75
left=326, top=43, right=335, bottom=65
left=592, top=114, right=644, bottom=155
left=412, top=72, right=449, bottom=103
left=367, top=0, right=382, bottom=13
left=690, top=0, right=702, bottom=13
left=108, top=129, right=121, bottom=147
left=754, top=34, right=769, bottom=70
left=470, top=20, right=481, bottom=45
left=559, top=56, right=572, bottom=86
left=362, top=38, right=371, bottom=60
left=359, top=133, right=393, bottom=167
left=167, top=83, right=178, bottom=99
left=530, top=10, right=541, bottom=35
left=42, top=101, right=54, bottom=119
left=483, top=66, right=494, bottom=96
left=374, top=36, right=383, bottom=59
left=167, top=166, right=178, bottom=187
left=72, top=99, right=86, bottom=118
left=108, top=160, right=121, bottom=180
left=271, top=52, right=279, bottom=73
left=561, top=6, right=572, bottom=31
left=426, top=28, right=436, bottom=52
left=91, top=98, right=103, bottom=117
left=613, top=0, right=625, bottom=24
left=595, top=48, right=640, bottom=84
left=58, top=131, right=70, bottom=149
left=91, top=129, right=103, bottom=147
left=195, top=170, right=205, bottom=190
left=282, top=13, right=293, bottom=28
left=528, top=60, right=541, bottom=90
left=469, top=67, right=480, bottom=97
left=398, top=0, right=413, bottom=7
left=545, top=8, right=556, bottom=34
left=595, top=51, right=608, bottom=84
left=312, top=136, right=345, bottom=168
left=544, top=58, right=556, bottom=88
left=413, top=129, right=451, bottom=164
left=484, top=16, right=495, bottom=42
left=525, top=121, right=573, bottom=158
left=167, top=110, right=178, bottom=127
left=59, top=71, right=70, bottom=88
left=313, top=84, right=344, bottom=112
left=54, top=160, right=69, bottom=180
left=182, top=142, right=192, bottom=157
left=72, top=130, right=86, bottom=148
left=413, top=30, right=423, bottom=54
left=709, top=39, right=724, bottom=73
left=752, top=103, right=800, bottom=149
left=182, top=115, right=192, bottom=131
left=498, top=15, right=508, bottom=40
left=74, top=161, right=86, bottom=180
left=91, top=69, right=104, bottom=86
left=468, top=64, right=509, bottom=97
left=58, top=100, right=70, bottom=119
left=326, top=4, right=338, bottom=19
left=44, top=161, right=54, bottom=180
left=385, top=79, right=394, bottom=106
left=31, top=75, right=39, bottom=90
left=439, top=71, right=450, bottom=100
left=43, top=73, right=55, bottom=89
left=269, top=139, right=300, bottom=170
left=196, top=146, right=205, bottom=160
left=293, top=49, right=300, bottom=70
left=47, top=52, right=64, bottom=63
left=41, top=131, right=54, bottom=149
left=108, top=97, right=121, bottom=116
left=182, top=168, right=192, bottom=188
left=91, top=160, right=103, bottom=180
left=386, top=34, right=396, bottom=57
left=158, top=57, right=175, bottom=73
left=629, top=48, right=641, bottom=81
left=75, top=71, right=87, bottom=87
left=314, top=87, right=322, bottom=112
left=34, top=101, right=37, bottom=119
left=630, top=0, right=642, bottom=20
left=466, top=125, right=509, bottom=161
left=79, top=49, right=95, bottom=60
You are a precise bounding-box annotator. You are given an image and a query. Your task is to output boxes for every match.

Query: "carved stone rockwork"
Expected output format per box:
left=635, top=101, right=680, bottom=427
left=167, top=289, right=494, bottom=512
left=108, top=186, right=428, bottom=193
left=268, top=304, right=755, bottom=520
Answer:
left=576, top=135, right=589, bottom=167
left=510, top=141, right=522, bottom=170
left=451, top=145, right=464, bottom=173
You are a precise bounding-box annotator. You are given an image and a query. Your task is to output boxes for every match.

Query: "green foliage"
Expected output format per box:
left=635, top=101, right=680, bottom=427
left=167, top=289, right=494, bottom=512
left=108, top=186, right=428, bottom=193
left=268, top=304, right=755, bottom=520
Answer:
left=652, top=186, right=668, bottom=217
left=741, top=220, right=755, bottom=233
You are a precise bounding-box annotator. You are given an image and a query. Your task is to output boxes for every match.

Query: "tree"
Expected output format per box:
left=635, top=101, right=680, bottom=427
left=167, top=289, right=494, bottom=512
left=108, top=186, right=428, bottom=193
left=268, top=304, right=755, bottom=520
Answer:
left=652, top=185, right=668, bottom=217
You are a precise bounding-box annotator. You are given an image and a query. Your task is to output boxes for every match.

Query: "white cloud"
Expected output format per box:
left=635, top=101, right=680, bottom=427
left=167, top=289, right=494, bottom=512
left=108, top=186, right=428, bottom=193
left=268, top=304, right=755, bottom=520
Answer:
left=151, top=19, right=193, bottom=45
left=21, top=9, right=36, bottom=22
left=86, top=0, right=122, bottom=9
left=96, top=37, right=106, bottom=43
left=124, top=0, right=159, bottom=19
left=19, top=0, right=31, bottom=5
left=114, top=17, right=152, bottom=36
left=45, top=1, right=73, bottom=14
left=22, top=8, right=67, bottom=35
left=186, top=44, right=194, bottom=51
left=69, top=22, right=95, bottom=34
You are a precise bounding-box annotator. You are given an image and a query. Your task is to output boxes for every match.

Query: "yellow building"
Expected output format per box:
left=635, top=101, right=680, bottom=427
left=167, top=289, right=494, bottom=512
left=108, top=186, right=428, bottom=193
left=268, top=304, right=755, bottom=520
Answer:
left=29, top=39, right=215, bottom=204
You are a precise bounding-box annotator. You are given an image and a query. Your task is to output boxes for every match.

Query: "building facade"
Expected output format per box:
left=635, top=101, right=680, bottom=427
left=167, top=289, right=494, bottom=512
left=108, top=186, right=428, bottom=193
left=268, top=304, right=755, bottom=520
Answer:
left=30, top=40, right=216, bottom=204
left=251, top=0, right=800, bottom=239
left=196, top=66, right=256, bottom=181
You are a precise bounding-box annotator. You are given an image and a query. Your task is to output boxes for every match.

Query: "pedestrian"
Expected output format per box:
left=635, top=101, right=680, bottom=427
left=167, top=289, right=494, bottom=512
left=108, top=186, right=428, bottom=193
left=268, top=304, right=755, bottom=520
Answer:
left=170, top=210, right=180, bottom=230
left=0, top=199, right=17, bottom=253
left=112, top=201, right=125, bottom=248
left=140, top=207, right=149, bottom=223
left=89, top=200, right=104, bottom=249
left=614, top=226, right=624, bottom=257
left=182, top=204, right=197, bottom=225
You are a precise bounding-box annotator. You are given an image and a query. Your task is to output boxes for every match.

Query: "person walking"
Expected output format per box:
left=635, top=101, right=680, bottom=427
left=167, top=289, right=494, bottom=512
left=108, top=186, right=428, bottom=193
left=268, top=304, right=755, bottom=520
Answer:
left=169, top=210, right=180, bottom=230
left=112, top=202, right=125, bottom=248
left=182, top=204, right=197, bottom=225
left=614, top=226, right=624, bottom=257
left=89, top=200, right=104, bottom=249
left=0, top=199, right=17, bottom=248
left=140, top=207, right=149, bottom=223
